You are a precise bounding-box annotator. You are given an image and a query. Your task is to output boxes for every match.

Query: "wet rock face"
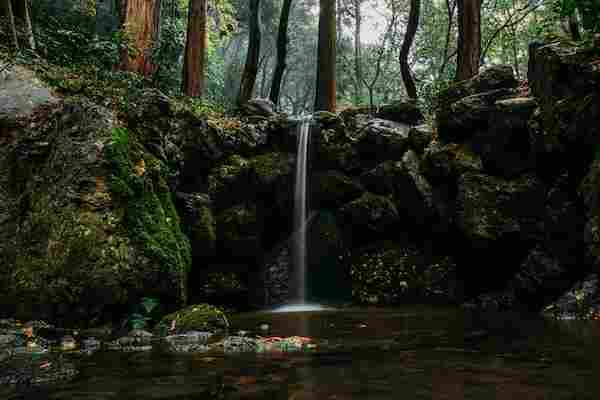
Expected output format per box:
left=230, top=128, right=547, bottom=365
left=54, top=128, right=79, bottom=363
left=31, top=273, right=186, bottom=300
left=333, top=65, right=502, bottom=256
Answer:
left=456, top=172, right=546, bottom=243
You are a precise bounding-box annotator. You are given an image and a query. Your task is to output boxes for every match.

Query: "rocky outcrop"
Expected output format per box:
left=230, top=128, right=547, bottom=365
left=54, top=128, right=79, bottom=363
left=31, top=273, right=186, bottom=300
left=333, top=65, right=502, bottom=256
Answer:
left=0, top=67, right=191, bottom=324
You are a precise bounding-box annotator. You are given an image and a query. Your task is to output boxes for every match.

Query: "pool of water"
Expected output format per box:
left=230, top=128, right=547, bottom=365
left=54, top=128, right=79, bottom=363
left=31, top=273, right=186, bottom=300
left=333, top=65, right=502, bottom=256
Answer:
left=3, top=305, right=600, bottom=399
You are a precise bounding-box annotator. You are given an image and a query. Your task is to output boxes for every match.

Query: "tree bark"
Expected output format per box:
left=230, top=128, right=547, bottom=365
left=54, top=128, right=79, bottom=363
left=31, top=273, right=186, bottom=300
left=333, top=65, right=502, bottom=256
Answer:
left=455, top=0, right=480, bottom=81
left=120, top=0, right=162, bottom=78
left=238, top=0, right=261, bottom=105
left=11, top=0, right=35, bottom=50
left=438, top=0, right=456, bottom=79
left=182, top=0, right=208, bottom=97
left=314, top=0, right=337, bottom=112
left=399, top=0, right=420, bottom=99
left=5, top=0, right=19, bottom=51
left=269, top=0, right=293, bottom=107
left=353, top=0, right=362, bottom=105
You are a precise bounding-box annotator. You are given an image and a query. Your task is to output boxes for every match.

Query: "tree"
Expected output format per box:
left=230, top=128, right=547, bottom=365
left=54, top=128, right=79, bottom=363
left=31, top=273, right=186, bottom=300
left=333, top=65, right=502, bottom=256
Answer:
left=11, top=0, right=35, bottom=50
left=3, top=0, right=19, bottom=51
left=455, top=0, right=481, bottom=81
left=269, top=0, right=293, bottom=107
left=120, top=0, right=162, bottom=78
left=399, top=0, right=420, bottom=99
left=238, top=0, right=261, bottom=105
left=353, top=0, right=362, bottom=104
left=314, top=0, right=337, bottom=112
left=182, top=0, right=208, bottom=97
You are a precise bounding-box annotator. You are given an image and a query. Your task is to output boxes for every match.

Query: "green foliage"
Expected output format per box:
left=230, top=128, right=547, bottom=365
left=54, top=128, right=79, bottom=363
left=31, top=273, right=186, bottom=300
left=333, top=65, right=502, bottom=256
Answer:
left=126, top=297, right=161, bottom=330
left=105, top=127, right=191, bottom=286
left=554, top=0, right=600, bottom=34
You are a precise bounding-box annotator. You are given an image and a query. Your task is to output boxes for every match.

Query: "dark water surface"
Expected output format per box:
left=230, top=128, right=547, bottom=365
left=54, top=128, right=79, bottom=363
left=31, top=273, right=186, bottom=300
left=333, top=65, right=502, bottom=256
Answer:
left=3, top=305, right=600, bottom=399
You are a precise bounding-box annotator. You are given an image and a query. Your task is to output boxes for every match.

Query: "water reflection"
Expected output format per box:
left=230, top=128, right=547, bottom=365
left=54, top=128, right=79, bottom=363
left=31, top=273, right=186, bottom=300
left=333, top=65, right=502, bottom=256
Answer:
left=2, top=306, right=600, bottom=399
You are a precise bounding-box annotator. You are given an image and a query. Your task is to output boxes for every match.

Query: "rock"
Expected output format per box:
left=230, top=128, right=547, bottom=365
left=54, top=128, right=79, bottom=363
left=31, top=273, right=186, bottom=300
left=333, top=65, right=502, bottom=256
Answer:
left=543, top=273, right=600, bottom=320
left=161, top=304, right=229, bottom=333
left=456, top=172, right=546, bottom=243
left=176, top=192, right=216, bottom=260
left=311, top=171, right=364, bottom=209
left=360, top=151, right=434, bottom=227
left=223, top=336, right=258, bottom=353
left=0, top=82, right=190, bottom=323
left=216, top=204, right=261, bottom=262
left=241, top=98, right=276, bottom=117
left=355, top=118, right=411, bottom=164
left=436, top=88, right=517, bottom=143
left=350, top=240, right=457, bottom=305
left=473, top=97, right=538, bottom=177
left=0, top=334, right=15, bottom=346
left=208, top=152, right=294, bottom=211
left=374, top=100, right=424, bottom=125
left=408, top=124, right=434, bottom=154
left=0, top=65, right=60, bottom=124
left=421, top=141, right=483, bottom=182
left=338, top=193, right=400, bottom=246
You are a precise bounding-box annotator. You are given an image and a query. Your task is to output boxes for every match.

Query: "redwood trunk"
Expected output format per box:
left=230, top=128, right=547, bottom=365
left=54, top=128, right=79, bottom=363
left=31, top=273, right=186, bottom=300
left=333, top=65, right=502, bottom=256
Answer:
left=399, top=0, right=420, bottom=99
left=314, top=0, right=337, bottom=112
left=238, top=0, right=261, bottom=105
left=269, top=0, right=293, bottom=107
left=455, top=0, right=480, bottom=81
left=120, top=0, right=162, bottom=78
left=182, top=0, right=208, bottom=97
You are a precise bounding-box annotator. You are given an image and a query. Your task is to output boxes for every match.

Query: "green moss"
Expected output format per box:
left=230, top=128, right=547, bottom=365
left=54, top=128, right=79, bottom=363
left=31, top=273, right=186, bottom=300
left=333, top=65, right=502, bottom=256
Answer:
left=105, top=127, right=191, bottom=295
left=161, top=303, right=229, bottom=332
left=350, top=241, right=455, bottom=304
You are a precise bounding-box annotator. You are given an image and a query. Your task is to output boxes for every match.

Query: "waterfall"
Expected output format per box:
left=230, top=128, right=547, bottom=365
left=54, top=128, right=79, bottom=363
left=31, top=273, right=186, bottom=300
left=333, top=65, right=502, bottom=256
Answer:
left=293, top=117, right=310, bottom=303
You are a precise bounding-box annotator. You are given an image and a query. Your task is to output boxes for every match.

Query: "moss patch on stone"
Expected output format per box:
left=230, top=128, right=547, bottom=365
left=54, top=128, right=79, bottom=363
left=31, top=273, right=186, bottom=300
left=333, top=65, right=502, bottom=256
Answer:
left=105, top=127, right=191, bottom=301
left=350, top=241, right=456, bottom=305
left=161, top=303, right=229, bottom=332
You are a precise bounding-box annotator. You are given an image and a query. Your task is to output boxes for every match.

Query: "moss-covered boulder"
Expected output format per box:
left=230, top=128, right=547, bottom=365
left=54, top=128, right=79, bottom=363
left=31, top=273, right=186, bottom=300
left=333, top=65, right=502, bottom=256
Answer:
left=360, top=151, right=434, bottom=227
left=421, top=141, right=483, bottom=182
left=216, top=204, right=261, bottom=263
left=0, top=68, right=190, bottom=324
left=338, top=193, right=399, bottom=246
left=473, top=97, right=537, bottom=178
left=374, top=100, right=424, bottom=125
left=350, top=240, right=457, bottom=305
left=161, top=304, right=229, bottom=333
left=456, top=172, right=546, bottom=242
left=208, top=152, right=294, bottom=211
left=311, top=170, right=364, bottom=209
left=408, top=124, right=435, bottom=154
left=176, top=192, right=216, bottom=261
left=355, top=119, right=411, bottom=165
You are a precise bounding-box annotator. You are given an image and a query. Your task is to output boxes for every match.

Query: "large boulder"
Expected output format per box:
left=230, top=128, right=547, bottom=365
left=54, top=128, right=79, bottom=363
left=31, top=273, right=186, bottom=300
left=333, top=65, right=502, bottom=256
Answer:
left=240, top=98, right=276, bottom=117
left=374, top=100, right=424, bottom=125
left=176, top=192, right=216, bottom=261
left=435, top=65, right=518, bottom=143
left=355, top=118, right=411, bottom=165
left=408, top=124, right=435, bottom=154
left=455, top=172, right=546, bottom=243
left=0, top=68, right=191, bottom=323
left=337, top=193, right=400, bottom=246
left=216, top=204, right=262, bottom=263
left=360, top=150, right=434, bottom=227
left=473, top=97, right=538, bottom=177
left=350, top=240, right=457, bottom=305
left=311, top=170, right=364, bottom=210
left=421, top=141, right=483, bottom=182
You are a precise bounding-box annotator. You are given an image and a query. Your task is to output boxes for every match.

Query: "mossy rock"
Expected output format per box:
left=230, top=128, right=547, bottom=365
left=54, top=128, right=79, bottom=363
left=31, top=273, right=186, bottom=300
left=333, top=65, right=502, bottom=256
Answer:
left=350, top=240, right=457, bottom=305
left=312, top=171, right=364, bottom=209
left=337, top=193, right=399, bottom=246
left=161, top=304, right=229, bottom=333
left=216, top=204, right=261, bottom=262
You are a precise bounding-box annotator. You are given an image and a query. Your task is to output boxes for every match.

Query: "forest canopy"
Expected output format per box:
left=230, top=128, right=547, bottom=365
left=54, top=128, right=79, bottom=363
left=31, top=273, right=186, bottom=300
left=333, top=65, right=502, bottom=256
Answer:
left=1, top=0, right=598, bottom=115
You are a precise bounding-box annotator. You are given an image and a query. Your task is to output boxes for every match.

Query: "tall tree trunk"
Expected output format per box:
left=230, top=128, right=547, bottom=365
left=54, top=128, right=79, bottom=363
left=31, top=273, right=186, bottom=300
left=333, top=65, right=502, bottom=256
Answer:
left=182, top=0, right=208, bottom=97
left=5, top=0, right=19, bottom=51
left=120, top=0, right=162, bottom=78
left=238, top=0, right=261, bottom=105
left=314, top=0, right=337, bottom=112
left=438, top=0, right=456, bottom=79
left=12, top=0, right=35, bottom=50
left=455, top=0, right=480, bottom=81
left=269, top=0, right=293, bottom=107
left=399, top=0, right=420, bottom=99
left=353, top=0, right=362, bottom=105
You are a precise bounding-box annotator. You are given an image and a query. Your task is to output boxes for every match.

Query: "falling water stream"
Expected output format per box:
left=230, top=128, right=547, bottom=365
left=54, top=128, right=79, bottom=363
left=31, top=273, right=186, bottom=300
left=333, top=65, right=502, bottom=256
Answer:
left=293, top=117, right=310, bottom=304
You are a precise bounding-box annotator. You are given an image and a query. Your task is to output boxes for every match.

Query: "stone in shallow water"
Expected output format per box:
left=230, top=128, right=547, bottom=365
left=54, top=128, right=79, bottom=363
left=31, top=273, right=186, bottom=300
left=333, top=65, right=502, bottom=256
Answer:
left=223, top=336, right=259, bottom=353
